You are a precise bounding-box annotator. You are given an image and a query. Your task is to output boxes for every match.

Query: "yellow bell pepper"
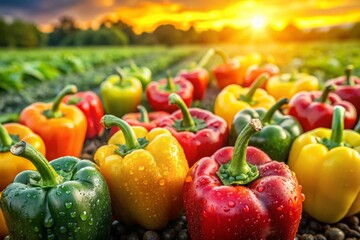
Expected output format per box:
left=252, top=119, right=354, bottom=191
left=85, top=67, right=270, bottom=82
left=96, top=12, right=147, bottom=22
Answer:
left=266, top=72, right=319, bottom=100
left=288, top=106, right=360, bottom=223
left=214, top=74, right=276, bottom=128
left=0, top=192, right=8, bottom=239
left=0, top=123, right=46, bottom=191
left=94, top=115, right=189, bottom=230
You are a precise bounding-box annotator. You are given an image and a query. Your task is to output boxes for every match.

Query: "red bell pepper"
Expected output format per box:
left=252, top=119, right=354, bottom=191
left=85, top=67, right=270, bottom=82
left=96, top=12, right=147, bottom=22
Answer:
left=243, top=63, right=280, bottom=88
left=146, top=74, right=193, bottom=113
left=110, top=105, right=169, bottom=136
left=158, top=93, right=228, bottom=167
left=178, top=49, right=214, bottom=100
left=62, top=91, right=104, bottom=139
left=288, top=85, right=357, bottom=132
left=183, top=119, right=303, bottom=240
left=326, top=65, right=360, bottom=115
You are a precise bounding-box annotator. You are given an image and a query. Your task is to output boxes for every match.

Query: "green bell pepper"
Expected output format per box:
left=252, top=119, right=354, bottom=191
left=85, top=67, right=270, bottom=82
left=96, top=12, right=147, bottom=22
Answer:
left=100, top=68, right=143, bottom=118
left=122, top=60, right=152, bottom=89
left=230, top=98, right=303, bottom=162
left=0, top=141, right=111, bottom=240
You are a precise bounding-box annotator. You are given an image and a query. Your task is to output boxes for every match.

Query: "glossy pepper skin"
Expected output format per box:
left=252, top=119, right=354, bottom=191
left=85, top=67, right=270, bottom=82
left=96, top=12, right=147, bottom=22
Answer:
left=214, top=74, right=276, bottom=128
left=288, top=106, right=360, bottom=223
left=184, top=119, right=303, bottom=240
left=146, top=74, right=193, bottom=113
left=230, top=98, right=303, bottom=162
left=63, top=91, right=105, bottom=139
left=100, top=68, right=143, bottom=118
left=121, top=60, right=152, bottom=89
left=1, top=141, right=112, bottom=239
left=19, top=85, right=87, bottom=160
left=178, top=48, right=214, bottom=100
left=243, top=63, right=280, bottom=88
left=0, top=123, right=46, bottom=191
left=326, top=65, right=360, bottom=115
left=94, top=115, right=189, bottom=230
left=266, top=72, right=319, bottom=100
left=158, top=93, right=228, bottom=167
left=110, top=105, right=169, bottom=136
left=0, top=192, right=6, bottom=238
left=288, top=85, right=357, bottom=132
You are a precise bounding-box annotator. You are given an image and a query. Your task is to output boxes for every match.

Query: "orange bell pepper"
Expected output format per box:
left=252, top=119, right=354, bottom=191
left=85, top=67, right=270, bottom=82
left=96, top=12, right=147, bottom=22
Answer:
left=214, top=74, right=276, bottom=128
left=19, top=85, right=87, bottom=160
left=0, top=123, right=46, bottom=190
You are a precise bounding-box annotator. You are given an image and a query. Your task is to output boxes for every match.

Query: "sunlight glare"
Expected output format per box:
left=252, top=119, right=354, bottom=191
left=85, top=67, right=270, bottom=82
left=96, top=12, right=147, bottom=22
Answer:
left=251, top=15, right=267, bottom=30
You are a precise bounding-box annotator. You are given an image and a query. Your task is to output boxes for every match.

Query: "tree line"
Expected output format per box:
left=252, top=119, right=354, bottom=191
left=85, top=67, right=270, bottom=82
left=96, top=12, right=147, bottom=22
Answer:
left=1, top=16, right=359, bottom=48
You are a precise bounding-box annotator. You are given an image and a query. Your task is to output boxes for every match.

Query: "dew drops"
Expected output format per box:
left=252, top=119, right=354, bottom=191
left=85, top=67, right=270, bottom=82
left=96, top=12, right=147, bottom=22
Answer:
left=56, top=190, right=62, bottom=196
left=59, top=226, right=67, bottom=233
left=80, top=211, right=88, bottom=221
left=59, top=212, right=65, bottom=217
left=223, top=207, right=230, bottom=212
left=159, top=179, right=165, bottom=186
left=228, top=201, right=235, bottom=208
left=301, top=194, right=305, bottom=201
left=65, top=202, right=73, bottom=209
left=44, top=217, right=54, bottom=228
left=202, top=210, right=208, bottom=217
left=277, top=205, right=284, bottom=211
left=34, top=227, right=39, bottom=232
left=243, top=205, right=249, bottom=212
left=279, top=215, right=284, bottom=219
left=70, top=212, right=76, bottom=218
left=257, top=186, right=264, bottom=192
left=138, top=166, right=145, bottom=171
left=185, top=176, right=192, bottom=183
left=88, top=217, right=94, bottom=226
left=65, top=190, right=71, bottom=195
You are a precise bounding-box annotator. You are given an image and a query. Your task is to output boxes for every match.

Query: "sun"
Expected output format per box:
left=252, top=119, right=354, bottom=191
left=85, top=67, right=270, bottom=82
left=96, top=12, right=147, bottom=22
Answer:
left=251, top=15, right=267, bottom=30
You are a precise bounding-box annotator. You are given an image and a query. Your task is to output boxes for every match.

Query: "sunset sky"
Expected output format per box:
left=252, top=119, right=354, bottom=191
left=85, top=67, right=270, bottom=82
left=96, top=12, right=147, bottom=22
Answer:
left=0, top=0, right=359, bottom=33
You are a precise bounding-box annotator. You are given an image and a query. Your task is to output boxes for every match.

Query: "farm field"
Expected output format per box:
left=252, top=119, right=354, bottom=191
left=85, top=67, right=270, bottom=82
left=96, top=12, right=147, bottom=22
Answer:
left=1, top=40, right=359, bottom=116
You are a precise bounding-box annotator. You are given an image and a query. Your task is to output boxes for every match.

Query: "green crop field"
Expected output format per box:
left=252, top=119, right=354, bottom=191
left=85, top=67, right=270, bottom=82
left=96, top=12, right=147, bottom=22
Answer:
left=1, top=41, right=359, bottom=116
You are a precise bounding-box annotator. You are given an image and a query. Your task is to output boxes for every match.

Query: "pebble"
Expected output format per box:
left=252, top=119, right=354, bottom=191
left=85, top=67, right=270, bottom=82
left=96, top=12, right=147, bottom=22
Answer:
left=325, top=227, right=345, bottom=240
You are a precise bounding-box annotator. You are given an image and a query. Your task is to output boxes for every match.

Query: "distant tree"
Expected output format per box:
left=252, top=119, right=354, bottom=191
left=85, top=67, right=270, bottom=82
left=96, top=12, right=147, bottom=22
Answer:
left=133, top=32, right=158, bottom=45
left=48, top=16, right=79, bottom=46
left=153, top=24, right=183, bottom=46
left=92, top=27, right=128, bottom=45
left=198, top=29, right=219, bottom=44
left=11, top=20, right=38, bottom=47
left=0, top=18, right=14, bottom=47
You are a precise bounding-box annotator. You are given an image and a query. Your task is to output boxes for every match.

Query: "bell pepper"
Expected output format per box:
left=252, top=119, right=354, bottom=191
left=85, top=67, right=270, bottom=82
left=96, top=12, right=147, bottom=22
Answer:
left=326, top=65, right=360, bottom=115
left=157, top=93, right=229, bottom=167
left=183, top=119, right=303, bottom=240
left=0, top=192, right=7, bottom=239
left=243, top=63, right=280, bottom=88
left=110, top=105, right=169, bottom=135
left=0, top=123, right=46, bottom=191
left=122, top=60, right=152, bottom=89
left=288, top=85, right=357, bottom=132
left=178, top=48, right=214, bottom=100
left=146, top=73, right=193, bottom=113
left=62, top=91, right=105, bottom=139
left=1, top=141, right=112, bottom=239
left=214, top=74, right=276, bottom=128
left=288, top=106, right=360, bottom=223
left=266, top=72, right=319, bottom=100
left=100, top=68, right=143, bottom=117
left=94, top=115, right=189, bottom=230
left=19, top=85, right=87, bottom=160
left=230, top=98, right=303, bottom=162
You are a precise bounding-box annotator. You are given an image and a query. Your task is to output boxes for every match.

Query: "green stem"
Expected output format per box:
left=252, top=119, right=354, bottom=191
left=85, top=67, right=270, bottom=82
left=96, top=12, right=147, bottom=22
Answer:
left=217, top=119, right=262, bottom=185
left=137, top=105, right=149, bottom=123
left=101, top=115, right=140, bottom=152
left=43, top=85, right=77, bottom=118
left=0, top=124, right=13, bottom=147
left=165, top=71, right=175, bottom=92
left=10, top=141, right=63, bottom=188
left=115, top=67, right=126, bottom=87
left=168, top=93, right=196, bottom=129
left=66, top=95, right=82, bottom=105
left=330, top=106, right=345, bottom=144
left=243, top=74, right=269, bottom=102
left=261, top=98, right=288, bottom=124
left=196, top=48, right=215, bottom=69
left=129, top=60, right=140, bottom=72
left=345, top=65, right=354, bottom=86
left=214, top=48, right=229, bottom=64
left=316, top=85, right=335, bottom=103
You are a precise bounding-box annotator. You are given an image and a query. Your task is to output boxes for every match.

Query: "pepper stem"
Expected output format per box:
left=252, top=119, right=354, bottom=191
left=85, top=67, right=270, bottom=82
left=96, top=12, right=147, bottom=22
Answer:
left=243, top=73, right=269, bottom=102
left=115, top=67, right=126, bottom=87
left=101, top=115, right=141, bottom=154
left=330, top=106, right=345, bottom=144
left=214, top=48, right=229, bottom=63
left=217, top=119, right=262, bottom=186
left=0, top=124, right=13, bottom=147
left=169, top=93, right=196, bottom=130
left=345, top=65, right=354, bottom=86
left=10, top=141, right=63, bottom=188
left=165, top=71, right=176, bottom=92
left=137, top=105, right=149, bottom=123
left=43, top=85, right=77, bottom=118
left=196, top=48, right=215, bottom=69
left=129, top=60, right=140, bottom=71
left=316, top=85, right=335, bottom=103
left=261, top=98, right=288, bottom=124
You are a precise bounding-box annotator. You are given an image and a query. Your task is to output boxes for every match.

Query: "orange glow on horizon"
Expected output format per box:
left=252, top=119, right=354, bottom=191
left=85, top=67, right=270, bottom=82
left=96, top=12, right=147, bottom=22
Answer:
left=37, top=1, right=360, bottom=33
